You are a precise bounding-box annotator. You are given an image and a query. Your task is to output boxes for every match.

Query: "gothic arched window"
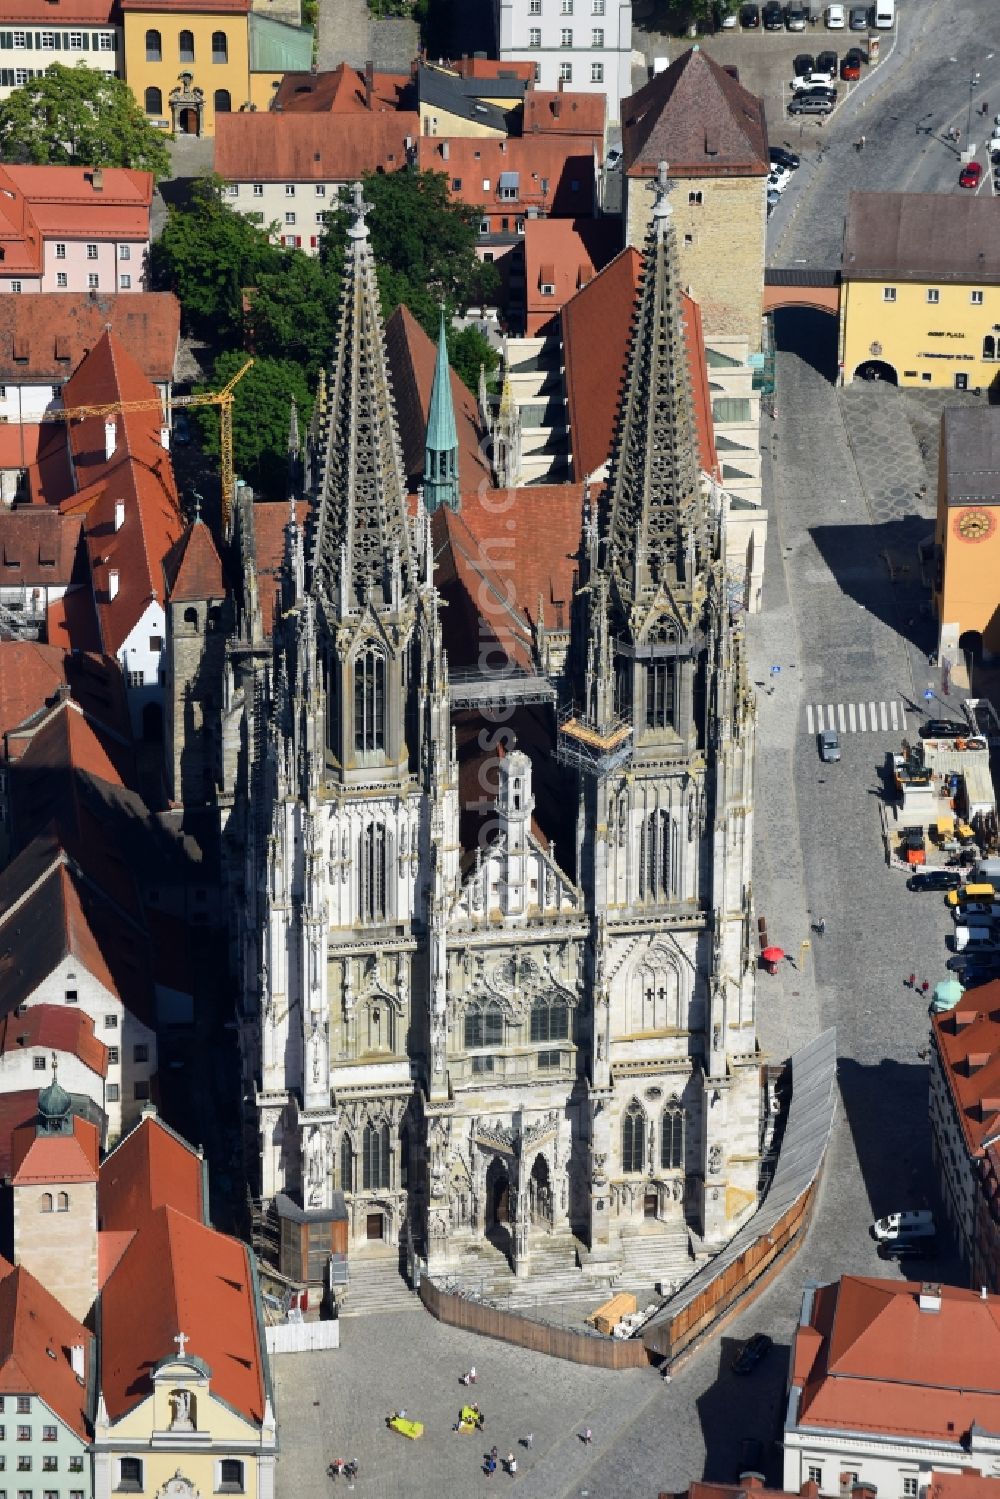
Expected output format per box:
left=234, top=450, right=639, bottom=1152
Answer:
left=354, top=646, right=386, bottom=754
left=340, top=1134, right=353, bottom=1193
left=639, top=810, right=672, bottom=900
left=358, top=822, right=387, bottom=923
left=464, top=1001, right=504, bottom=1050
left=529, top=1000, right=570, bottom=1043
left=661, top=1101, right=684, bottom=1170
left=646, top=660, right=675, bottom=729
left=622, top=1102, right=645, bottom=1174
left=362, top=1121, right=390, bottom=1190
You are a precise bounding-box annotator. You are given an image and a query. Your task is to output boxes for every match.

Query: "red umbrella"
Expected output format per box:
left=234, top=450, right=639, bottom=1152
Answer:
left=761, top=946, right=785, bottom=962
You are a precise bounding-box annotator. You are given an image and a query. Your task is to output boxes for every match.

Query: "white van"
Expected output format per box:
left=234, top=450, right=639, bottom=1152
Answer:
left=871, top=1210, right=935, bottom=1242
left=874, top=0, right=894, bottom=26
left=954, top=925, right=1000, bottom=952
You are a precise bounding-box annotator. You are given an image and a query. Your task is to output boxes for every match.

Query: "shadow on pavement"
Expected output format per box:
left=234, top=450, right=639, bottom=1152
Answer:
left=807, top=517, right=937, bottom=656
left=696, top=1336, right=790, bottom=1486
left=772, top=307, right=839, bottom=383
left=837, top=1056, right=930, bottom=1228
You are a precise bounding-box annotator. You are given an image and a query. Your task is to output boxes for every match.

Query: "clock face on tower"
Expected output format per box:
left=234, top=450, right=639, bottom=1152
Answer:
left=954, top=508, right=997, bottom=543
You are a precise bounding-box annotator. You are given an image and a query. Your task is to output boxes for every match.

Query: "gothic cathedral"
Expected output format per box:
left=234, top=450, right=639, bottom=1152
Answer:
left=231, top=177, right=760, bottom=1286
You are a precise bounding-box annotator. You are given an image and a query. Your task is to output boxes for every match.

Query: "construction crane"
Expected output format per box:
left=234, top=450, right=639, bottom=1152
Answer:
left=38, top=358, right=254, bottom=533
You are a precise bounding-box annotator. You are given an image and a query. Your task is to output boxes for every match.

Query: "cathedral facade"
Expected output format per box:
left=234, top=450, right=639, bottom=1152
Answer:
left=230, top=177, right=761, bottom=1283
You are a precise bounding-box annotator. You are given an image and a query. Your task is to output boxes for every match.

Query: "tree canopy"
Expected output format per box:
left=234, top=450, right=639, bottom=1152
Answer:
left=195, top=350, right=314, bottom=497
left=0, top=64, right=170, bottom=178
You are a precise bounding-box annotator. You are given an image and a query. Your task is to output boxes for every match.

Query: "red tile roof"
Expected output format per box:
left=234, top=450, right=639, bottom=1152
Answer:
left=0, top=292, right=179, bottom=385
left=272, top=62, right=410, bottom=114
left=163, top=518, right=226, bottom=602
left=562, top=247, right=718, bottom=483
left=0, top=166, right=152, bottom=257
left=417, top=134, right=598, bottom=220
left=927, top=1474, right=1000, bottom=1499
left=3, top=0, right=113, bottom=17
left=933, top=981, right=1000, bottom=1159
left=59, top=330, right=184, bottom=655
left=0, top=1262, right=93, bottom=1440
left=622, top=45, right=769, bottom=179
left=11, top=1112, right=100, bottom=1185
left=0, top=643, right=130, bottom=761
left=522, top=90, right=605, bottom=140
left=449, top=56, right=535, bottom=83
left=101, top=1203, right=266, bottom=1424
left=251, top=500, right=309, bottom=637
left=45, top=587, right=102, bottom=654
left=0, top=507, right=82, bottom=588
left=99, top=1115, right=264, bottom=1429
left=214, top=110, right=420, bottom=181
left=384, top=304, right=492, bottom=497
left=100, top=1112, right=205, bottom=1232
left=793, top=1276, right=1000, bottom=1443
left=0, top=1092, right=43, bottom=1177
left=523, top=216, right=621, bottom=335
left=121, top=0, right=247, bottom=10
left=0, top=1004, right=108, bottom=1077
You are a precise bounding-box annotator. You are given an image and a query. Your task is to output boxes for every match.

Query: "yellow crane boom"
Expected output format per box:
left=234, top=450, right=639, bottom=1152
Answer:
left=37, top=358, right=254, bottom=534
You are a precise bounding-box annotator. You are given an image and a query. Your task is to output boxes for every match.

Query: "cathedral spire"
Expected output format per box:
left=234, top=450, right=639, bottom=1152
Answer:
left=423, top=305, right=460, bottom=513
left=310, top=182, right=415, bottom=609
left=603, top=161, right=707, bottom=610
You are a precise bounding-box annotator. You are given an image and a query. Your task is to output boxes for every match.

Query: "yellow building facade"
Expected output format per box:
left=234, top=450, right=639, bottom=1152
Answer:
left=121, top=0, right=309, bottom=136
left=840, top=276, right=1000, bottom=391
left=934, top=406, right=1000, bottom=663
left=841, top=191, right=1000, bottom=391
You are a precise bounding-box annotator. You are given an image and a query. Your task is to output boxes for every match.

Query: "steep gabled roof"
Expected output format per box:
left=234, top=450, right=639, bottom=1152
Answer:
left=214, top=111, right=419, bottom=182
left=0, top=1005, right=108, bottom=1077
left=100, top=1112, right=205, bottom=1233
left=250, top=500, right=309, bottom=638
left=0, top=508, right=82, bottom=588
left=163, top=518, right=226, bottom=603
left=0, top=1262, right=93, bottom=1440
left=10, top=1113, right=100, bottom=1185
left=0, top=644, right=129, bottom=759
left=271, top=62, right=410, bottom=115
left=622, top=46, right=769, bottom=178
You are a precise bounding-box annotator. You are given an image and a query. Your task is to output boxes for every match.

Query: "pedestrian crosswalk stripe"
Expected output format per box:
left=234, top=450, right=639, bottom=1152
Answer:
left=804, top=701, right=909, bottom=736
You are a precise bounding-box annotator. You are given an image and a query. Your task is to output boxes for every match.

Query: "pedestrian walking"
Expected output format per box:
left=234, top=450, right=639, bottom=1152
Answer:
left=814, top=916, right=826, bottom=936
left=508, top=1456, right=517, bottom=1477
left=583, top=1427, right=592, bottom=1445
left=523, top=1432, right=534, bottom=1449
left=921, top=980, right=930, bottom=995
left=908, top=973, right=916, bottom=989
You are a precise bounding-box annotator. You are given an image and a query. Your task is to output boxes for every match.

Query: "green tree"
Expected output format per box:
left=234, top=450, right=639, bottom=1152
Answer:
left=195, top=351, right=314, bottom=499
left=151, top=176, right=284, bottom=339
left=246, top=252, right=340, bottom=377
left=322, top=168, right=500, bottom=329
left=448, top=325, right=499, bottom=395
left=0, top=63, right=170, bottom=178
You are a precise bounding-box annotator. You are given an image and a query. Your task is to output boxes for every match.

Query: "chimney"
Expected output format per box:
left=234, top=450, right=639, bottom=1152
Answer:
left=69, top=1344, right=85, bottom=1381
left=982, top=1286, right=990, bottom=1300
left=364, top=59, right=374, bottom=109
left=918, top=1282, right=942, bottom=1313
left=557, top=75, right=565, bottom=93
left=441, top=139, right=450, bottom=160
left=92, top=167, right=103, bottom=192
left=108, top=568, right=119, bottom=601
left=160, top=424, right=171, bottom=449
left=114, top=498, right=125, bottom=531
left=104, top=419, right=116, bottom=460
left=801, top=1484, right=820, bottom=1499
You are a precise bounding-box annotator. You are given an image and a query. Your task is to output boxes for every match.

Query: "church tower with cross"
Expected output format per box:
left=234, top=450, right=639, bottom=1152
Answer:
left=241, top=170, right=759, bottom=1285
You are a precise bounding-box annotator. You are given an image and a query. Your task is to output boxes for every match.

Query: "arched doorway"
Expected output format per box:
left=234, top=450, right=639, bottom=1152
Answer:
left=853, top=358, right=898, bottom=385
left=529, top=1154, right=551, bottom=1227
left=486, top=1157, right=510, bottom=1228
left=142, top=702, right=163, bottom=742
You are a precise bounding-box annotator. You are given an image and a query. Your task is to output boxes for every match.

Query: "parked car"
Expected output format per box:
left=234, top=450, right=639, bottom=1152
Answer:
left=870, top=1210, right=936, bottom=1242
left=770, top=145, right=801, bottom=170
left=789, top=92, right=834, bottom=114
left=947, top=883, right=998, bottom=907
left=816, top=49, right=838, bottom=73
left=785, top=3, right=808, bottom=28
left=906, top=869, right=963, bottom=892
left=732, top=1333, right=773, bottom=1374
left=840, top=46, right=863, bottom=78
left=720, top=5, right=739, bottom=26
left=826, top=2, right=846, bottom=23
left=793, top=52, right=815, bottom=75
left=960, top=161, right=983, bottom=189
left=877, top=1238, right=936, bottom=1261
left=795, top=67, right=835, bottom=87
left=763, top=1, right=784, bottom=26
left=920, top=719, right=970, bottom=739
left=740, top=2, right=761, bottom=24
left=818, top=728, right=841, bottom=762
left=848, top=4, right=869, bottom=26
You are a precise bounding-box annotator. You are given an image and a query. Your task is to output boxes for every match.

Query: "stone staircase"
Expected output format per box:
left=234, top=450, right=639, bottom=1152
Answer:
left=339, top=1252, right=420, bottom=1319
left=444, top=1234, right=615, bottom=1311
left=613, top=1223, right=698, bottom=1296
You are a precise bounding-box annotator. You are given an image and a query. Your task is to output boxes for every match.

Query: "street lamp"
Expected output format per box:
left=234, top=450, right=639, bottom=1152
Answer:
left=968, top=70, right=981, bottom=147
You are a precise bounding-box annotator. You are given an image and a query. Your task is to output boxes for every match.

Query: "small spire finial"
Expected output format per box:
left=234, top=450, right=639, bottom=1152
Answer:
left=347, top=180, right=372, bottom=242
left=653, top=160, right=672, bottom=235
left=192, top=491, right=202, bottom=523
left=174, top=1331, right=189, bottom=1359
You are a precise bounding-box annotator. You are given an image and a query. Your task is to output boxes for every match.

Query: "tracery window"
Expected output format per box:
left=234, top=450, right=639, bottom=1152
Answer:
left=354, top=646, right=386, bottom=753
left=362, top=1121, right=390, bottom=1190
left=661, top=1102, right=684, bottom=1170
left=622, top=1101, right=645, bottom=1173
left=529, top=1000, right=570, bottom=1043
left=464, top=1001, right=504, bottom=1050
left=639, top=810, right=672, bottom=899
left=358, top=822, right=387, bottom=922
